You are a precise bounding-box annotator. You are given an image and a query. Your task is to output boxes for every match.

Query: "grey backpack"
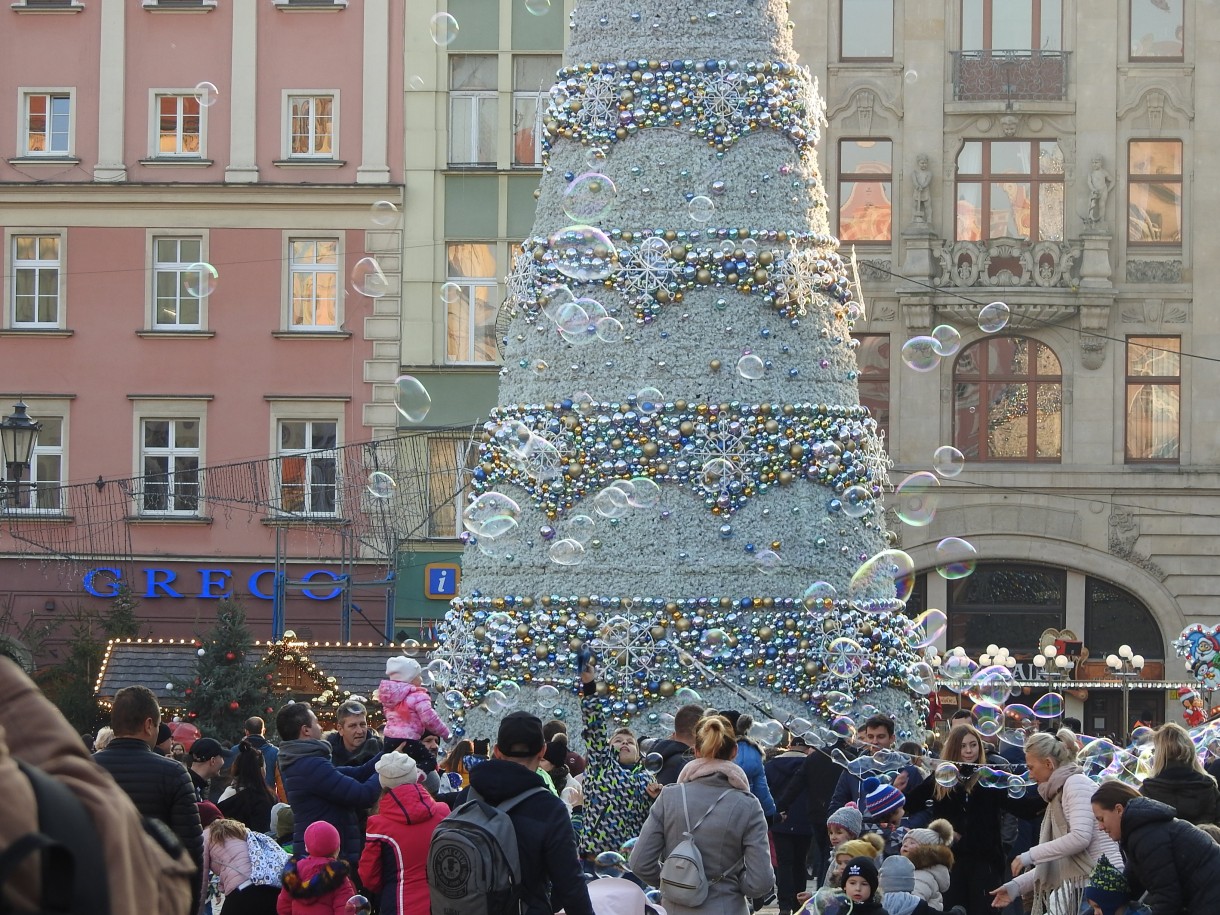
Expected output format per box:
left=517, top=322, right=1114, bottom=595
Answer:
left=658, top=785, right=738, bottom=907
left=427, top=785, right=548, bottom=915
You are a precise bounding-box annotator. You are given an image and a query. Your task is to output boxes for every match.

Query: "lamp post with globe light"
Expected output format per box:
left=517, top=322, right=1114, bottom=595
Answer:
left=1106, top=644, right=1145, bottom=738
left=1032, top=643, right=1073, bottom=683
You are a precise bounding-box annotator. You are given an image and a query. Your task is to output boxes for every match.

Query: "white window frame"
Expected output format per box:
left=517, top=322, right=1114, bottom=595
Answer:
left=283, top=234, right=344, bottom=332
left=0, top=398, right=69, bottom=515
left=444, top=241, right=500, bottom=365
left=137, top=417, right=203, bottom=515
left=7, top=230, right=64, bottom=329
left=282, top=91, right=339, bottom=160
left=448, top=56, right=498, bottom=167
left=149, top=91, right=205, bottom=158
left=147, top=232, right=208, bottom=330
left=511, top=55, right=559, bottom=169
left=18, top=88, right=75, bottom=158
left=271, top=413, right=342, bottom=518
left=425, top=435, right=478, bottom=539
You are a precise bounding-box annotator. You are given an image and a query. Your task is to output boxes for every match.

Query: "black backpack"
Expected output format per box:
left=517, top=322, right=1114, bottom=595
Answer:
left=0, top=761, right=110, bottom=915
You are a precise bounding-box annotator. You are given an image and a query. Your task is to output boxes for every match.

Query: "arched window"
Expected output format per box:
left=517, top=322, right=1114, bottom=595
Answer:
left=953, top=335, right=1062, bottom=462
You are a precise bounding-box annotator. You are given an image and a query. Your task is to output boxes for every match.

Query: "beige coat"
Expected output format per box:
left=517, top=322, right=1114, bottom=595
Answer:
left=0, top=657, right=195, bottom=915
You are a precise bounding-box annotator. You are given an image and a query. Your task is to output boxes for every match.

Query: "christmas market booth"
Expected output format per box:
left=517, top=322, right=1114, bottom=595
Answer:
left=95, top=632, right=432, bottom=732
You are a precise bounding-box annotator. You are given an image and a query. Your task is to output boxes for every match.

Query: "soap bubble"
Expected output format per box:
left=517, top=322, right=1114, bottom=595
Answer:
left=904, top=69, right=918, bottom=84
left=595, top=316, right=624, bottom=343
left=535, top=684, right=560, bottom=707
left=788, top=717, right=813, bottom=739
left=366, top=471, right=396, bottom=499
left=754, top=549, right=782, bottom=574
left=900, top=336, right=942, bottom=372
left=496, top=681, right=522, bottom=708
left=934, top=761, right=960, bottom=787
left=675, top=686, right=702, bottom=705
left=978, top=301, right=1010, bottom=333
left=830, top=716, right=856, bottom=739
left=345, top=894, right=372, bottom=915
left=394, top=375, right=431, bottom=423
left=658, top=712, right=676, bottom=731
left=848, top=549, right=916, bottom=605
left=635, top=387, right=664, bottom=412
left=562, top=173, right=618, bottom=222
left=439, top=282, right=463, bottom=304
left=940, top=654, right=979, bottom=693
left=737, top=354, right=766, bottom=379
left=750, top=718, right=786, bottom=747
left=932, top=445, right=965, bottom=478
left=549, top=538, right=586, bottom=566
left=194, top=81, right=220, bottom=108
left=370, top=200, right=399, bottom=227
left=643, top=751, right=665, bottom=773
left=626, top=476, right=661, bottom=509
left=931, top=324, right=962, bottom=357
left=975, top=705, right=1003, bottom=737
left=585, top=147, right=607, bottom=169
left=825, top=637, right=867, bottom=679
left=549, top=225, right=617, bottom=281
left=183, top=262, right=218, bottom=298
left=825, top=691, right=854, bottom=716
left=408, top=75, right=426, bottom=91
left=593, top=484, right=631, bottom=518
left=908, top=609, right=947, bottom=648
left=1007, top=775, right=1029, bottom=799
left=907, top=661, right=937, bottom=695
left=700, top=628, right=733, bottom=660
left=463, top=493, right=521, bottom=540
left=351, top=256, right=391, bottom=298
left=688, top=195, right=715, bottom=222
left=524, top=0, right=551, bottom=14
left=484, top=689, right=508, bottom=712
left=895, top=471, right=940, bottom=526
left=429, top=12, right=459, bottom=46
left=562, top=514, right=596, bottom=544
left=802, top=581, right=838, bottom=611
left=841, top=484, right=874, bottom=518
left=967, top=665, right=1016, bottom=708
left=425, top=659, right=452, bottom=687
left=1033, top=692, right=1065, bottom=719
left=640, top=236, right=670, bottom=267
left=935, top=537, right=978, bottom=579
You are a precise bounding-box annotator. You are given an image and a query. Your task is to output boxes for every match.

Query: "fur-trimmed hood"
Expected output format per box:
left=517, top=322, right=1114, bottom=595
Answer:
left=906, top=843, right=954, bottom=870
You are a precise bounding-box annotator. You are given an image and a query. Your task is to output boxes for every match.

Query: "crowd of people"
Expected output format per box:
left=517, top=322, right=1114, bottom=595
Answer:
left=7, top=652, right=1220, bottom=915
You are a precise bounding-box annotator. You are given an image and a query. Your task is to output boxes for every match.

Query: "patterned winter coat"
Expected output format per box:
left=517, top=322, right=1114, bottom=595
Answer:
left=377, top=679, right=451, bottom=741
left=905, top=844, right=953, bottom=910
left=578, top=691, right=656, bottom=857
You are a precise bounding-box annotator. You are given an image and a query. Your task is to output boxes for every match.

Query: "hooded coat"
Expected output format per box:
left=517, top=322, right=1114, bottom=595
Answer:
left=904, top=844, right=953, bottom=910
left=358, top=783, right=448, bottom=915
left=277, top=738, right=382, bottom=866
left=1138, top=765, right=1220, bottom=825
left=629, top=766, right=776, bottom=915
left=378, top=679, right=451, bottom=741
left=1120, top=796, right=1220, bottom=914
left=277, top=856, right=357, bottom=915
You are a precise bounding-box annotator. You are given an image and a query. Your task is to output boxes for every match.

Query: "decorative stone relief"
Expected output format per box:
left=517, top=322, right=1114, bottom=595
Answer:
left=933, top=238, right=1079, bottom=288
left=1126, top=260, right=1183, bottom=284
left=1164, top=301, right=1189, bottom=323
left=1107, top=507, right=1167, bottom=581
left=869, top=300, right=898, bottom=323
left=858, top=259, right=893, bottom=282
left=1079, top=335, right=1107, bottom=370
left=827, top=85, right=902, bottom=136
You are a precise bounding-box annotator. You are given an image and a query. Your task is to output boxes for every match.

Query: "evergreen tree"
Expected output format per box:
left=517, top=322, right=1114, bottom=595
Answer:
left=176, top=600, right=273, bottom=741
left=438, top=0, right=924, bottom=737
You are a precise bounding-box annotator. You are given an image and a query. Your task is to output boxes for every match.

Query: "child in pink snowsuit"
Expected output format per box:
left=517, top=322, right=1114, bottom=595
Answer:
left=378, top=656, right=450, bottom=773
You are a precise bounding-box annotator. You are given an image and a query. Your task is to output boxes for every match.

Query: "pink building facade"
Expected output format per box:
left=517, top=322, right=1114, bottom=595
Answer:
left=0, top=0, right=407, bottom=659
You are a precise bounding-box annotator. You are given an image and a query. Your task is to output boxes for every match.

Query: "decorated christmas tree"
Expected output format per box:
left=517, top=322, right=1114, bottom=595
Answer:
left=175, top=600, right=274, bottom=740
left=436, top=0, right=926, bottom=739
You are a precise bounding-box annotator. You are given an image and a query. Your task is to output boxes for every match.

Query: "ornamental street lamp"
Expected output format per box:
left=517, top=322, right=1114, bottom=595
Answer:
left=1106, top=644, right=1146, bottom=738
left=0, top=400, right=41, bottom=508
left=1032, top=643, right=1074, bottom=683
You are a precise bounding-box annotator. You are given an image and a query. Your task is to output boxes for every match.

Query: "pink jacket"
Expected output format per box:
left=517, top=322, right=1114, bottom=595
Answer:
left=201, top=832, right=253, bottom=899
left=378, top=679, right=451, bottom=740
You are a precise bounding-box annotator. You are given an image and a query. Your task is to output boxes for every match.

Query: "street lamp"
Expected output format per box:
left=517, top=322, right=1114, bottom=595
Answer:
left=1032, top=644, right=1073, bottom=682
left=1106, top=644, right=1146, bottom=738
left=0, top=400, right=41, bottom=507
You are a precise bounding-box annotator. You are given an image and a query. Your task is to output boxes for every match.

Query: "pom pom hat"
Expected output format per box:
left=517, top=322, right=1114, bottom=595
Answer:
left=863, top=776, right=905, bottom=818
left=826, top=803, right=864, bottom=838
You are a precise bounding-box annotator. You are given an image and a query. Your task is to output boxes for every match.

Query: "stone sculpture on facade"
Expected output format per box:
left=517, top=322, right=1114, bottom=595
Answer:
left=911, top=154, right=932, bottom=224
left=1085, top=155, right=1114, bottom=228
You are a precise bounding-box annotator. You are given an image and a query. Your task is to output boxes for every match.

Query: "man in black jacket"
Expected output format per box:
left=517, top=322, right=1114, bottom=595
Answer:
left=450, top=712, right=594, bottom=915
left=94, top=686, right=203, bottom=907
left=648, top=702, right=703, bottom=784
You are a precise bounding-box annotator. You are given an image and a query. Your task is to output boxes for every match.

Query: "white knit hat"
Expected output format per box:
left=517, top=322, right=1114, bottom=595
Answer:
left=376, top=751, right=421, bottom=789
left=386, top=655, right=421, bottom=682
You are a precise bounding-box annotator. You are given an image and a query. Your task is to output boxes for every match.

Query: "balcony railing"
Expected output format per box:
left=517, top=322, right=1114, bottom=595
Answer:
left=951, top=50, right=1070, bottom=102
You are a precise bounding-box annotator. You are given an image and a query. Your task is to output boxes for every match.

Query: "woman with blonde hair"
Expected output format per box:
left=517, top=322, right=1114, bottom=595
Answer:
left=990, top=729, right=1121, bottom=914
left=200, top=818, right=280, bottom=914
left=630, top=715, right=775, bottom=913
left=92, top=726, right=114, bottom=752
left=1139, top=721, right=1220, bottom=825
left=903, top=723, right=1041, bottom=913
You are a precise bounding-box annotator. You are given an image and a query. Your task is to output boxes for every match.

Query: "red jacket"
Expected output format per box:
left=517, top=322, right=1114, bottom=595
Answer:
left=358, top=784, right=450, bottom=915
left=276, top=855, right=357, bottom=915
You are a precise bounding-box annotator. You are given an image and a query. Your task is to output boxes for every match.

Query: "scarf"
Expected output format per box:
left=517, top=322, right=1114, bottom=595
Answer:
left=277, top=738, right=332, bottom=771
left=676, top=757, right=751, bottom=792
left=1030, top=765, right=1094, bottom=915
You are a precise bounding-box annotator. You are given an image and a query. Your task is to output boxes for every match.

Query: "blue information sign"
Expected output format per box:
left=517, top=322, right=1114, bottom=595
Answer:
left=425, top=563, right=460, bottom=599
